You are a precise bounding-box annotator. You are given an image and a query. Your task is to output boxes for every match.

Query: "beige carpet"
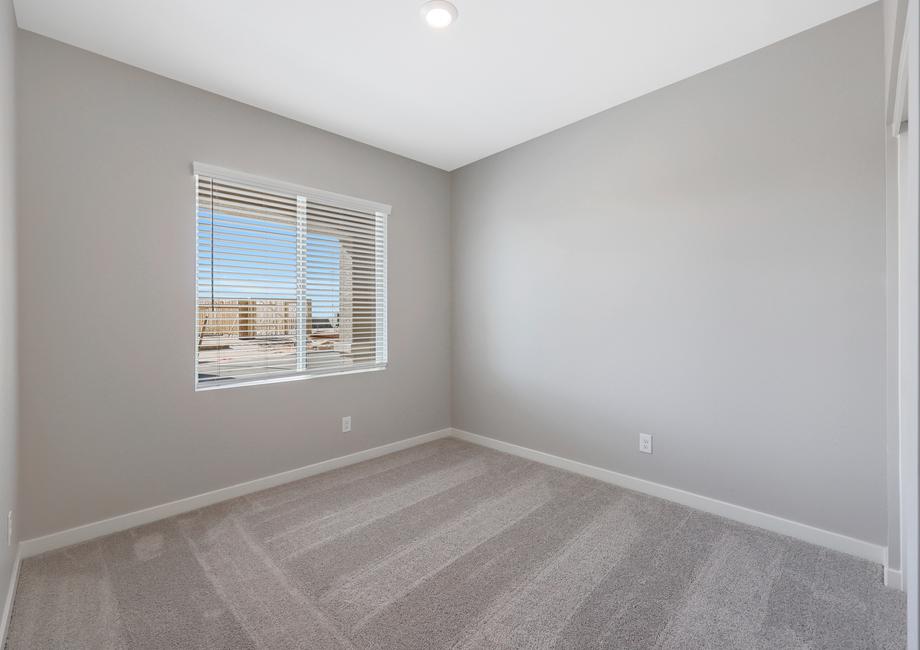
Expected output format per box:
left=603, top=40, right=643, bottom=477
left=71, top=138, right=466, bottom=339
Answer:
left=4, top=438, right=906, bottom=649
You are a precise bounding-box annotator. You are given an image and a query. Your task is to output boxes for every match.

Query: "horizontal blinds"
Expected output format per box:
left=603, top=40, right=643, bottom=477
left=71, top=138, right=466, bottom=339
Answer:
left=196, top=171, right=388, bottom=388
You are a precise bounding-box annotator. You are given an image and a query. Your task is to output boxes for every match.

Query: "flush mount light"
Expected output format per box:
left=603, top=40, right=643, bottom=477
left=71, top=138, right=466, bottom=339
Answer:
left=420, top=0, right=458, bottom=29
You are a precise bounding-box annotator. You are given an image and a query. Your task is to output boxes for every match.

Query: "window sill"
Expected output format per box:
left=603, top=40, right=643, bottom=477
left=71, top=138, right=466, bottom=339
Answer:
left=195, top=364, right=387, bottom=392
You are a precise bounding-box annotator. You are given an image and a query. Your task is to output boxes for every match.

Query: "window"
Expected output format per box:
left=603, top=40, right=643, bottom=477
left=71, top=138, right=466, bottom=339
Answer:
left=195, top=164, right=388, bottom=389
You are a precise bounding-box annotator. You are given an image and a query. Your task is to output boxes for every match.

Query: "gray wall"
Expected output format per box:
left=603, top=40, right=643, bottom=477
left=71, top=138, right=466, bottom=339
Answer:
left=13, top=4, right=892, bottom=551
left=16, top=32, right=451, bottom=539
left=0, top=0, right=18, bottom=593
left=451, top=5, right=888, bottom=544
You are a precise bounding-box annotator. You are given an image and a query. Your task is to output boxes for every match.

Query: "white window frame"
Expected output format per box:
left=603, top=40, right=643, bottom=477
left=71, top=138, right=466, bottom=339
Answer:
left=193, top=162, right=390, bottom=391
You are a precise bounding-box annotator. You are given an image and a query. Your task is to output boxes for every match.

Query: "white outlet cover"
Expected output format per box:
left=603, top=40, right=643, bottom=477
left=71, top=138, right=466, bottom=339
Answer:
left=342, top=416, right=352, bottom=433
left=639, top=433, right=653, bottom=454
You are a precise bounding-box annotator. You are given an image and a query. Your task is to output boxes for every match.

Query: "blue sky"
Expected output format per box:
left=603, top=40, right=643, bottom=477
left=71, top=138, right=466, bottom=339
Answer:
left=197, top=211, right=341, bottom=317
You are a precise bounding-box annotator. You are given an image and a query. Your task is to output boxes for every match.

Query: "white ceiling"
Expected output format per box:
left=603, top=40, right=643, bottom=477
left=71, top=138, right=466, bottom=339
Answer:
left=14, top=0, right=876, bottom=171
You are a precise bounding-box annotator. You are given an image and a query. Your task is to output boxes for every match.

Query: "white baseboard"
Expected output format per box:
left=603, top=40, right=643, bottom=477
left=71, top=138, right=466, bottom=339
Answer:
left=450, top=428, right=887, bottom=566
left=14, top=425, right=888, bottom=574
left=0, top=545, right=22, bottom=647
left=885, top=565, right=904, bottom=590
left=19, top=428, right=452, bottom=559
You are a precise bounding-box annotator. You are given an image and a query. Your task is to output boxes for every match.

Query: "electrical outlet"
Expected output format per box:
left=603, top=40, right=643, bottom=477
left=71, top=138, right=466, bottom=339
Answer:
left=639, top=433, right=653, bottom=454
left=342, top=416, right=352, bottom=433
left=7, top=510, right=11, bottom=547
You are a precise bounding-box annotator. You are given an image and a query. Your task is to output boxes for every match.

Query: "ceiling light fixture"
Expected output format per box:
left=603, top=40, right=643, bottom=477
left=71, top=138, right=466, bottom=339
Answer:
left=420, top=0, right=458, bottom=29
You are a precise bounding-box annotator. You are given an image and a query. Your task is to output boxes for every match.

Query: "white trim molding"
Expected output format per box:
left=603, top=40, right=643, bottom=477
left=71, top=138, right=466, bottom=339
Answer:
left=0, top=545, right=22, bottom=646
left=886, top=565, right=904, bottom=591
left=450, top=428, right=887, bottom=565
left=14, top=425, right=888, bottom=574
left=19, top=428, right=451, bottom=559
left=903, top=1, right=920, bottom=644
